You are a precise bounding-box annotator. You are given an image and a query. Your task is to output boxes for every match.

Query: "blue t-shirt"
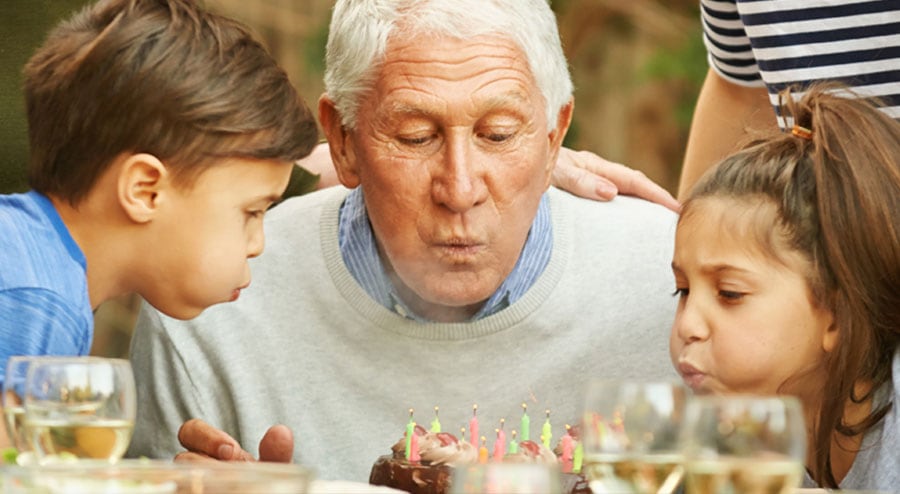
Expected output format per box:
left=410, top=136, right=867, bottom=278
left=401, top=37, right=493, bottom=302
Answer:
left=0, top=191, right=93, bottom=386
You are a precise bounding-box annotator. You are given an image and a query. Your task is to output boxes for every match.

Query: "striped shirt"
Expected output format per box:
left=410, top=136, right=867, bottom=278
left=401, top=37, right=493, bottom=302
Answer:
left=701, top=0, right=900, bottom=124
left=337, top=188, right=552, bottom=322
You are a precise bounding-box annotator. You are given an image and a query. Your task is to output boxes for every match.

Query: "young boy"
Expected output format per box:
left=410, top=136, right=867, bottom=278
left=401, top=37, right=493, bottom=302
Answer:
left=0, top=0, right=318, bottom=385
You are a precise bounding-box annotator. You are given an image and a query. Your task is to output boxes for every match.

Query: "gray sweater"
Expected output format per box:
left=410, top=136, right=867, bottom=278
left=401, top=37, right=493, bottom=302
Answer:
left=127, top=186, right=679, bottom=481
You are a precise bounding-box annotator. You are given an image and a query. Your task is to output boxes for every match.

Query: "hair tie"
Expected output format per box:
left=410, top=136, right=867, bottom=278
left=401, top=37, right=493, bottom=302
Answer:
left=791, top=125, right=813, bottom=140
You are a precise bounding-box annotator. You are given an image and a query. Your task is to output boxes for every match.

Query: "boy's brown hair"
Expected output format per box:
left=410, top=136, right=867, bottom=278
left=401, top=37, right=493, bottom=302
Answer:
left=683, top=84, right=900, bottom=488
left=24, top=0, right=318, bottom=205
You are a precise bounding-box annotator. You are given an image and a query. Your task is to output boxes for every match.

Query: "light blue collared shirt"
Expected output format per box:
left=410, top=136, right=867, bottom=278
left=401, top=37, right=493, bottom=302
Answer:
left=337, top=188, right=552, bottom=322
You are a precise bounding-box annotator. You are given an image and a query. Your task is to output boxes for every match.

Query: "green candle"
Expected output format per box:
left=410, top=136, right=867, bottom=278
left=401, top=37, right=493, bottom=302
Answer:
left=405, top=409, right=414, bottom=460
left=430, top=406, right=441, bottom=433
left=508, top=430, right=519, bottom=454
left=572, top=441, right=584, bottom=473
left=542, top=409, right=552, bottom=449
left=520, top=403, right=530, bottom=442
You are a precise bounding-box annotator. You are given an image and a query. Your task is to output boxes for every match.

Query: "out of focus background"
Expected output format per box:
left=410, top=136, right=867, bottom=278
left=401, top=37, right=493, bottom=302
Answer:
left=0, top=0, right=706, bottom=358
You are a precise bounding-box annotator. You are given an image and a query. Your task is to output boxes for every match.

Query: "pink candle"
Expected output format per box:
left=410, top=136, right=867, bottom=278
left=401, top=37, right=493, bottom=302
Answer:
left=561, top=425, right=574, bottom=473
left=492, top=426, right=506, bottom=461
left=410, top=427, right=421, bottom=463
left=469, top=404, right=479, bottom=447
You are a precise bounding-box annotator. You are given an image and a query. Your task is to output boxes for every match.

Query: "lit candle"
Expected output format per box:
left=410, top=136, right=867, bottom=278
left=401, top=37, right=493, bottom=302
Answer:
left=520, top=403, right=530, bottom=442
left=542, top=409, right=552, bottom=449
left=560, top=424, right=573, bottom=473
left=405, top=408, right=414, bottom=460
left=469, top=404, right=479, bottom=447
left=478, top=436, right=488, bottom=464
left=492, top=419, right=506, bottom=461
left=508, top=429, right=519, bottom=454
left=430, top=406, right=441, bottom=433
left=409, top=426, right=421, bottom=463
left=573, top=440, right=584, bottom=473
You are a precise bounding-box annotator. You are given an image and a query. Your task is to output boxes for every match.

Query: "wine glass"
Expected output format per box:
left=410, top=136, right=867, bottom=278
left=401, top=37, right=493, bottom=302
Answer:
left=581, top=380, right=687, bottom=494
left=450, top=463, right=563, bottom=494
left=22, top=357, right=136, bottom=463
left=3, top=356, right=39, bottom=458
left=680, top=395, right=806, bottom=494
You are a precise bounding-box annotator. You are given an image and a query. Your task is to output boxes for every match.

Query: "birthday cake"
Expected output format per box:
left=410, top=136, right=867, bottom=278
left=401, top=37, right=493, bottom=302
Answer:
left=368, top=408, right=590, bottom=494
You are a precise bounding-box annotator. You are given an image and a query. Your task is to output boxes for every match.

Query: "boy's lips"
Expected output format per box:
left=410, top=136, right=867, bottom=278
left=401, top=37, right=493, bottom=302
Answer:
left=230, top=282, right=251, bottom=302
left=678, top=361, right=705, bottom=389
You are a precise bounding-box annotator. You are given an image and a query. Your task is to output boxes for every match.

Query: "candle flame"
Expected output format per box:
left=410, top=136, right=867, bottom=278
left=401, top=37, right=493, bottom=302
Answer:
left=473, top=404, right=478, bottom=415
left=512, top=429, right=517, bottom=438
left=500, top=418, right=505, bottom=428
left=522, top=402, right=527, bottom=412
left=545, top=409, right=550, bottom=418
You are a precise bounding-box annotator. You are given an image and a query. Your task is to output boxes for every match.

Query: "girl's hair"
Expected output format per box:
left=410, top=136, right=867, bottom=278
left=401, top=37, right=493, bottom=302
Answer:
left=323, top=0, right=573, bottom=131
left=683, top=84, right=900, bottom=487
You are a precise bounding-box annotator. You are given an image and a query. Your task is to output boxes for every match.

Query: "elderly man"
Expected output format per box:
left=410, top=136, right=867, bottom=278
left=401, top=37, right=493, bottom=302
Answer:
left=127, top=0, right=678, bottom=481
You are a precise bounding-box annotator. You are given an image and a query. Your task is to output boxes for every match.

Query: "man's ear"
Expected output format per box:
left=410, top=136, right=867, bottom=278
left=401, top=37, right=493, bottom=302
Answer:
left=117, top=153, right=168, bottom=224
left=546, top=99, right=574, bottom=175
left=318, top=94, right=360, bottom=189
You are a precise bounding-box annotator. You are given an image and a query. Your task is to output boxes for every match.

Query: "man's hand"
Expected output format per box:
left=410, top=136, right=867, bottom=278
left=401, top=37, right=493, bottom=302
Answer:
left=553, top=148, right=680, bottom=212
left=174, top=418, right=294, bottom=463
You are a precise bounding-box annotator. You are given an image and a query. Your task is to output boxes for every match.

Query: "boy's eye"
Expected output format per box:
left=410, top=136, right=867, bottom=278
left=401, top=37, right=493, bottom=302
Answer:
left=247, top=210, right=265, bottom=219
left=718, top=290, right=745, bottom=301
left=672, top=288, right=688, bottom=298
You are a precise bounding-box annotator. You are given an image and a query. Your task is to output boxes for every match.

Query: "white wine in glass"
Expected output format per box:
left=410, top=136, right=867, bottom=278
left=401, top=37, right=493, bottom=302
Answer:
left=680, top=395, right=806, bottom=494
left=581, top=380, right=687, bottom=494
left=23, top=357, right=136, bottom=463
left=3, top=356, right=39, bottom=456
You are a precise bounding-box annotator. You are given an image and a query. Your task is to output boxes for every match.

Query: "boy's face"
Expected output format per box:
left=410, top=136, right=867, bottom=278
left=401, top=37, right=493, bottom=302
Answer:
left=669, top=198, right=834, bottom=396
left=143, top=157, right=293, bottom=320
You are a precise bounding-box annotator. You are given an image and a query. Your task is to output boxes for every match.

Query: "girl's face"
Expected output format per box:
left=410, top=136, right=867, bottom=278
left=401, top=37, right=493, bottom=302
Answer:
left=669, top=197, right=836, bottom=396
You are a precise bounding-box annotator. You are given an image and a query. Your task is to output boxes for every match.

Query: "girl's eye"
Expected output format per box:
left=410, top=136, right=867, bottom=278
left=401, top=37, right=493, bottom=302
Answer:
left=247, top=210, right=265, bottom=219
left=672, top=288, right=688, bottom=298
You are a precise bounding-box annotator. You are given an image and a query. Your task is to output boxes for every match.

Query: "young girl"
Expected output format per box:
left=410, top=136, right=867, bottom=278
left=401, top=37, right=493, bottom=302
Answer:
left=669, top=84, right=900, bottom=489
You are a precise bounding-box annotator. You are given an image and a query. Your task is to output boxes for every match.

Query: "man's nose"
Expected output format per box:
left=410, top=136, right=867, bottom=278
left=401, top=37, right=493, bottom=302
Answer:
left=432, top=135, right=488, bottom=212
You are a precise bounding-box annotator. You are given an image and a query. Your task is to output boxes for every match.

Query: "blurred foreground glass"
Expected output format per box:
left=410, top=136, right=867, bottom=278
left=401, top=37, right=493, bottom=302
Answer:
left=581, top=380, right=687, bottom=494
left=23, top=357, right=136, bottom=463
left=450, top=463, right=563, bottom=494
left=3, top=356, right=39, bottom=456
left=1, top=459, right=313, bottom=494
left=680, top=395, right=806, bottom=494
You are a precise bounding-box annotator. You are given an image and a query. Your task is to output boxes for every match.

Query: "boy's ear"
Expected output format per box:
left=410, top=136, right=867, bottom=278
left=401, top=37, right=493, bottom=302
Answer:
left=318, top=94, right=360, bottom=189
left=117, top=153, right=168, bottom=223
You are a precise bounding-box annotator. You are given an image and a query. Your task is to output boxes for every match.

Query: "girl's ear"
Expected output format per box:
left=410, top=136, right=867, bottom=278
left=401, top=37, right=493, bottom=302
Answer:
left=117, top=153, right=168, bottom=223
left=318, top=94, right=360, bottom=189
left=822, top=316, right=839, bottom=353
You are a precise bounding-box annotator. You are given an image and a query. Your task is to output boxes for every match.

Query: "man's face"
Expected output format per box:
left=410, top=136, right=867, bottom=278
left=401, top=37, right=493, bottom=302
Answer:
left=338, top=33, right=568, bottom=321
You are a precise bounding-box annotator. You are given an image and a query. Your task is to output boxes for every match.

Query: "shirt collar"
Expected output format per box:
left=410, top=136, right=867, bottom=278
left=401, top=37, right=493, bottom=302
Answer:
left=338, top=188, right=552, bottom=322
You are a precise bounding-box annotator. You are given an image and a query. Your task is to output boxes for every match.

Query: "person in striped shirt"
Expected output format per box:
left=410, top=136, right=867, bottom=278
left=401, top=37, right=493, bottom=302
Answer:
left=679, top=0, right=899, bottom=198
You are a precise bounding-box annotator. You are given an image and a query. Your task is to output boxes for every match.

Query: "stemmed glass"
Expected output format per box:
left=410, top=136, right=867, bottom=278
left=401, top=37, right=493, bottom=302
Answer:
left=581, top=380, right=687, bottom=494
left=22, top=357, right=136, bottom=463
left=679, top=395, right=806, bottom=494
left=4, top=356, right=39, bottom=461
